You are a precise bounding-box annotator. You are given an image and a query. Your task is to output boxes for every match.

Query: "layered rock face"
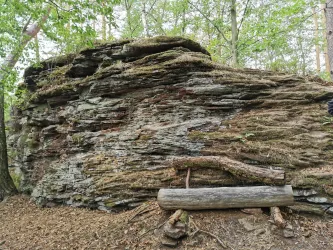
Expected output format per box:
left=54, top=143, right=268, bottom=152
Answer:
left=8, top=36, right=333, bottom=213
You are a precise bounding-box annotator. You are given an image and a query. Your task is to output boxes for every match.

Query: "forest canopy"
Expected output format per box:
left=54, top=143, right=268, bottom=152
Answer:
left=1, top=0, right=331, bottom=79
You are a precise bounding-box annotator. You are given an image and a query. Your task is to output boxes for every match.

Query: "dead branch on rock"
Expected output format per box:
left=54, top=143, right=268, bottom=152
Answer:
left=171, top=156, right=285, bottom=185
left=186, top=167, right=191, bottom=189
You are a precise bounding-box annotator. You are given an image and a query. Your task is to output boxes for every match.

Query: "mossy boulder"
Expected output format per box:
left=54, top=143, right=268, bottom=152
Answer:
left=8, top=36, right=333, bottom=213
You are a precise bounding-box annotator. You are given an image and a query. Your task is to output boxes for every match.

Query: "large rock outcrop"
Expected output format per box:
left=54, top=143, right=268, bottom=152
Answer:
left=8, top=36, right=333, bottom=213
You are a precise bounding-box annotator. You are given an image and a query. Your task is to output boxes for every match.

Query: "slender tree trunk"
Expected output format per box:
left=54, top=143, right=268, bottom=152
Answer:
left=325, top=1, right=333, bottom=79
left=322, top=3, right=331, bottom=75
left=124, top=0, right=133, bottom=38
left=101, top=1, right=107, bottom=41
left=217, top=1, right=224, bottom=59
left=181, top=4, right=186, bottom=36
left=0, top=9, right=50, bottom=199
left=230, top=0, right=238, bottom=66
left=142, top=1, right=150, bottom=37
left=0, top=89, right=17, bottom=199
left=124, top=1, right=130, bottom=37
left=297, top=35, right=306, bottom=76
left=35, top=35, right=40, bottom=63
left=313, top=7, right=321, bottom=73
left=102, top=15, right=106, bottom=41
left=108, top=14, right=113, bottom=40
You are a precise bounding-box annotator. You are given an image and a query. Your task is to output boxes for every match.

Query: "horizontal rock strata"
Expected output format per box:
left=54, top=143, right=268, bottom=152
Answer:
left=8, top=36, right=333, bottom=213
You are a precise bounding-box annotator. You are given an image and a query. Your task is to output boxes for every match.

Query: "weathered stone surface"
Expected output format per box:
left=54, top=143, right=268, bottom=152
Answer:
left=238, top=216, right=259, bottom=232
left=289, top=202, right=333, bottom=216
left=8, top=36, right=333, bottom=212
left=283, top=224, right=294, bottom=238
left=163, top=221, right=188, bottom=239
left=293, top=189, right=318, bottom=197
left=160, top=236, right=178, bottom=248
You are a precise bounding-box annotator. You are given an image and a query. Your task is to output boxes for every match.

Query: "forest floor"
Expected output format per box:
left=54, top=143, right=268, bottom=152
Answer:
left=0, top=195, right=332, bottom=250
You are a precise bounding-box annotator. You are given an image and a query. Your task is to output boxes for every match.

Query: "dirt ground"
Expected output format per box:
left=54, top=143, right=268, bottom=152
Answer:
left=0, top=195, right=332, bottom=250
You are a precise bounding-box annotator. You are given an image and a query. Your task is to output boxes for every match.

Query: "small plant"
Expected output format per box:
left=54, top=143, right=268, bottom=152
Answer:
left=244, top=133, right=255, bottom=138
left=235, top=135, right=246, bottom=143
left=72, top=133, right=84, bottom=145
left=322, top=116, right=333, bottom=125
left=235, top=132, right=255, bottom=143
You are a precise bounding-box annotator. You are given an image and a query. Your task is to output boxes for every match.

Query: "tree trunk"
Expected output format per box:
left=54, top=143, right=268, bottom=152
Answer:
left=102, top=1, right=107, bottom=42
left=0, top=88, right=17, bottom=199
left=230, top=0, right=238, bottom=66
left=35, top=35, right=40, bottom=63
left=297, top=35, right=306, bottom=76
left=141, top=1, right=150, bottom=37
left=181, top=4, right=186, bottom=36
left=0, top=9, right=50, bottom=200
left=108, top=14, right=113, bottom=40
left=325, top=1, right=333, bottom=79
left=158, top=185, right=294, bottom=210
left=313, top=7, right=321, bottom=73
left=124, top=0, right=133, bottom=38
left=322, top=4, right=331, bottom=74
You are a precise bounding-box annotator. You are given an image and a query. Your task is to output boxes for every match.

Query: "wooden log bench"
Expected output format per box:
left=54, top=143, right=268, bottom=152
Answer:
left=158, top=185, right=294, bottom=210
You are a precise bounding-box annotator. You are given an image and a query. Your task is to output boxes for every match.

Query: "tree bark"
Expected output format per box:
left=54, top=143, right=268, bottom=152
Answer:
left=158, top=185, right=294, bottom=210
left=325, top=1, right=333, bottom=79
left=0, top=9, right=50, bottom=199
left=0, top=89, right=17, bottom=199
left=230, top=0, right=238, bottom=66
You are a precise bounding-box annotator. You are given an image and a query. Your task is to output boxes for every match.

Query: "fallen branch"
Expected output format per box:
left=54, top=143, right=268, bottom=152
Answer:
left=186, top=168, right=191, bottom=189
left=168, top=209, right=184, bottom=225
left=270, top=207, right=286, bottom=228
left=171, top=156, right=285, bottom=185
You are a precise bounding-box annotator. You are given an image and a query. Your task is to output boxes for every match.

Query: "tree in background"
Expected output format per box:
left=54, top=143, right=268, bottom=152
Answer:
left=325, top=0, right=333, bottom=79
left=0, top=2, right=51, bottom=199
left=0, top=0, right=119, bottom=200
left=114, top=0, right=328, bottom=75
